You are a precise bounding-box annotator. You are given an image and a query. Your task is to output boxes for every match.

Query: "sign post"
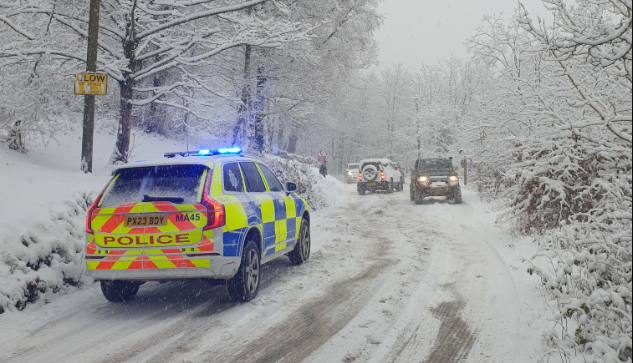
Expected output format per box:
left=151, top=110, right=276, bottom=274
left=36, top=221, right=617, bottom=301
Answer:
left=459, top=149, right=468, bottom=186
left=80, top=0, right=102, bottom=173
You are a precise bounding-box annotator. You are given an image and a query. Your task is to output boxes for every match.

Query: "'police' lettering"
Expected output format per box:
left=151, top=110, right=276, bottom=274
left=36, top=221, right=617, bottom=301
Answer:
left=176, top=234, right=190, bottom=244
left=157, top=235, right=172, bottom=244
left=103, top=233, right=190, bottom=246
left=119, top=236, right=133, bottom=245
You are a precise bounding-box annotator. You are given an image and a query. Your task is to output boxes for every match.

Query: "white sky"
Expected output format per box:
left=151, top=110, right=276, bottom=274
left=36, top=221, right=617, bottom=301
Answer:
left=369, top=0, right=550, bottom=71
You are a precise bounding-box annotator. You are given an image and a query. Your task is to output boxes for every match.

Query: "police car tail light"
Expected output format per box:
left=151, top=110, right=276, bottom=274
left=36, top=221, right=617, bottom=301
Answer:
left=86, top=177, right=114, bottom=234
left=202, top=194, right=225, bottom=230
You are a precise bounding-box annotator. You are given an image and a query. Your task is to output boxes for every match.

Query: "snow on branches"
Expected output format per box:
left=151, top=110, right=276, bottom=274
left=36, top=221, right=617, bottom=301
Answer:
left=470, top=1, right=631, bottom=361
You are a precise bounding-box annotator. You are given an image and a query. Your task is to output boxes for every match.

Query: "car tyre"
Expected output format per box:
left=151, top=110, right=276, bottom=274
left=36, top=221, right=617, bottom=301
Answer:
left=357, top=184, right=366, bottom=195
left=452, top=188, right=463, bottom=204
left=410, top=187, right=414, bottom=201
left=100, top=280, right=140, bottom=302
left=227, top=240, right=261, bottom=302
left=414, top=190, right=424, bottom=205
left=288, top=219, right=310, bottom=265
left=387, top=179, right=393, bottom=194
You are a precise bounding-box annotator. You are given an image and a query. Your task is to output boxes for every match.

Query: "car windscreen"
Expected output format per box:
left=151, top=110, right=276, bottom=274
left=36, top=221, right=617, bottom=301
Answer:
left=417, top=159, right=452, bottom=170
left=99, top=165, right=208, bottom=208
left=348, top=164, right=360, bottom=169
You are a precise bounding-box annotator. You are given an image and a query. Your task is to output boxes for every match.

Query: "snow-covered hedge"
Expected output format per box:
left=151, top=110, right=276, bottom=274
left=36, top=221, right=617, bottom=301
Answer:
left=0, top=193, right=93, bottom=314
left=504, top=139, right=632, bottom=362
left=262, top=154, right=342, bottom=211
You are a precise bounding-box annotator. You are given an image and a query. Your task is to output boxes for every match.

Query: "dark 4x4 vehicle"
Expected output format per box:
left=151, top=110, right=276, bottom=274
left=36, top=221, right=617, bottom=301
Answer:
left=410, top=158, right=462, bottom=204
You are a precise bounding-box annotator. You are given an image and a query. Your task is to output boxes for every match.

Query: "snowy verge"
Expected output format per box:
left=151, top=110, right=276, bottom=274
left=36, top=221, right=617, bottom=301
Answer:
left=0, top=193, right=94, bottom=313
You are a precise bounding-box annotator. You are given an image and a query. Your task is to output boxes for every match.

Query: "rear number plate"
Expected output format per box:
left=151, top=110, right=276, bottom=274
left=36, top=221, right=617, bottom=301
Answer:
left=124, top=214, right=168, bottom=227
left=366, top=183, right=377, bottom=186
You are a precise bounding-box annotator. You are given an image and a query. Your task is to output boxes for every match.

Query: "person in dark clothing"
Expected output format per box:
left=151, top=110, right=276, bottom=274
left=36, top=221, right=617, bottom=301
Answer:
left=319, top=162, right=328, bottom=177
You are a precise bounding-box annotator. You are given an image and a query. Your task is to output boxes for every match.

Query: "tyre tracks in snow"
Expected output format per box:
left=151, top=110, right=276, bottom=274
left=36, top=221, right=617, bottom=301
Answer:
left=215, top=196, right=399, bottom=363
left=0, top=186, right=519, bottom=363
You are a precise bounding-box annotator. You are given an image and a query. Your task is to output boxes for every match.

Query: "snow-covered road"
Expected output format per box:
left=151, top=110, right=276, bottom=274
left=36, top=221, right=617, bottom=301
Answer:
left=0, top=184, right=524, bottom=363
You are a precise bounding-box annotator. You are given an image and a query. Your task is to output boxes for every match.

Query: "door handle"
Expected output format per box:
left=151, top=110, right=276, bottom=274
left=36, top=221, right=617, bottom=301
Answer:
left=254, top=201, right=263, bottom=207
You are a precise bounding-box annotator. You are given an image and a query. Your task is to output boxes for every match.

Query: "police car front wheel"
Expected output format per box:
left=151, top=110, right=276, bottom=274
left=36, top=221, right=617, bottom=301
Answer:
left=100, top=280, right=140, bottom=302
left=227, top=240, right=261, bottom=302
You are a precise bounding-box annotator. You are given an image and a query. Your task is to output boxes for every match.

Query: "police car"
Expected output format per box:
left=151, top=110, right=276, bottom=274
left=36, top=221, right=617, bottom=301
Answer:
left=85, top=148, right=311, bottom=303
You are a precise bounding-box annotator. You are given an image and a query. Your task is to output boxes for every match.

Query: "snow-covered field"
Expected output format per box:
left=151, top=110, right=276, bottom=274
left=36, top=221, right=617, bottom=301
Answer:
left=0, top=133, right=556, bottom=362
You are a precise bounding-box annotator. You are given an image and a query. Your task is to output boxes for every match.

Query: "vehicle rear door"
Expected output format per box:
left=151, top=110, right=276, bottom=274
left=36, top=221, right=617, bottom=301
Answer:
left=216, top=162, right=250, bottom=257
left=92, top=165, right=209, bottom=270
left=257, top=163, right=297, bottom=255
left=240, top=162, right=274, bottom=255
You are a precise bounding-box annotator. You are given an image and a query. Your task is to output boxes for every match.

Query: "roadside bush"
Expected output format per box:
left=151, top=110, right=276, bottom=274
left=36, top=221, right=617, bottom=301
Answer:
left=263, top=154, right=341, bottom=211
left=0, top=193, right=92, bottom=314
left=505, top=139, right=632, bottom=362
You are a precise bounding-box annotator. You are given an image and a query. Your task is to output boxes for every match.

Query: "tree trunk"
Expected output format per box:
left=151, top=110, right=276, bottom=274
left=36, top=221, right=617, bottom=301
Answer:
left=250, top=64, right=266, bottom=153
left=233, top=44, right=252, bottom=147
left=110, top=4, right=138, bottom=165
left=287, top=133, right=299, bottom=154
left=110, top=74, right=134, bottom=164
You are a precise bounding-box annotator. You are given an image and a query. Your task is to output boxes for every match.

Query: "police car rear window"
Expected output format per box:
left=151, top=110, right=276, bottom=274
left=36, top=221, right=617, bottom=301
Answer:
left=99, top=165, right=208, bottom=208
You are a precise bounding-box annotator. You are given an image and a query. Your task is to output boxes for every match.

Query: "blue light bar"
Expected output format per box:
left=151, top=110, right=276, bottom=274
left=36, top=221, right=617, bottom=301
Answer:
left=164, top=147, right=242, bottom=158
left=217, top=147, right=241, bottom=154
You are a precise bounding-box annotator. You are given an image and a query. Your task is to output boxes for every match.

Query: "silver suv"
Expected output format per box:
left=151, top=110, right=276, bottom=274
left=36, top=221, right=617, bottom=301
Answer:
left=344, top=163, right=360, bottom=183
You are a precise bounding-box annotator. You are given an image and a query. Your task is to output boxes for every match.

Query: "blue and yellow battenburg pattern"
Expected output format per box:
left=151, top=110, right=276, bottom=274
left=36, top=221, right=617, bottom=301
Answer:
left=211, top=162, right=308, bottom=258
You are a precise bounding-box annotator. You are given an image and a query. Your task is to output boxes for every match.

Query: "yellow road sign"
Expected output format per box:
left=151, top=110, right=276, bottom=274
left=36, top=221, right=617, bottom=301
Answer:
left=75, top=73, right=108, bottom=95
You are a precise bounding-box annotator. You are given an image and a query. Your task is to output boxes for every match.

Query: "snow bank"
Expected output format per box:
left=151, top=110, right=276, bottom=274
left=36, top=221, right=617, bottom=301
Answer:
left=262, top=154, right=343, bottom=210
left=0, top=193, right=93, bottom=313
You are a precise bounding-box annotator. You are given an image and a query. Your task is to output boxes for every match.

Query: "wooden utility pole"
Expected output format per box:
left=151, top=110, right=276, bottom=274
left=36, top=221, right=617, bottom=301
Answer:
left=80, top=0, right=101, bottom=173
left=463, top=158, right=468, bottom=186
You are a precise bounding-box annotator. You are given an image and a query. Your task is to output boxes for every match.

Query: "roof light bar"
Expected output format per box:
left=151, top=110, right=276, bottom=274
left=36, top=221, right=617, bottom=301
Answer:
left=164, top=148, right=243, bottom=158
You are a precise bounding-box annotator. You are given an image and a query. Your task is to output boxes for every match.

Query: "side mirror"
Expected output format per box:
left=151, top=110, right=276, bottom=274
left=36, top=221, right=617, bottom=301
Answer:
left=285, top=182, right=297, bottom=193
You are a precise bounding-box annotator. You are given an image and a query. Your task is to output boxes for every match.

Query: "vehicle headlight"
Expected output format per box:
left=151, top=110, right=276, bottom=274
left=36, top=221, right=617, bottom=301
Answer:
left=348, top=172, right=352, bottom=176
left=449, top=175, right=459, bottom=182
left=418, top=176, right=428, bottom=182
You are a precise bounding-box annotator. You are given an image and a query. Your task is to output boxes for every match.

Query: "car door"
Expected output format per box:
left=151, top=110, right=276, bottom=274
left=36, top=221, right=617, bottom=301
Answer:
left=240, top=162, right=276, bottom=255
left=386, top=162, right=399, bottom=183
left=217, top=162, right=251, bottom=257
left=257, top=163, right=297, bottom=255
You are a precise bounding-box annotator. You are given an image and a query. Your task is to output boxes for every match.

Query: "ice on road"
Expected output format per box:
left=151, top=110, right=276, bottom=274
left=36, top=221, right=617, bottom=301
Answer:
left=0, top=184, right=523, bottom=363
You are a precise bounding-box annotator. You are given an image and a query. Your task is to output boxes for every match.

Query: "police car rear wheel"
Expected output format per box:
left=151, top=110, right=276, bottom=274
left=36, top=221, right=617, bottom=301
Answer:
left=100, top=280, right=140, bottom=302
left=227, top=240, right=260, bottom=302
left=289, top=219, right=310, bottom=265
